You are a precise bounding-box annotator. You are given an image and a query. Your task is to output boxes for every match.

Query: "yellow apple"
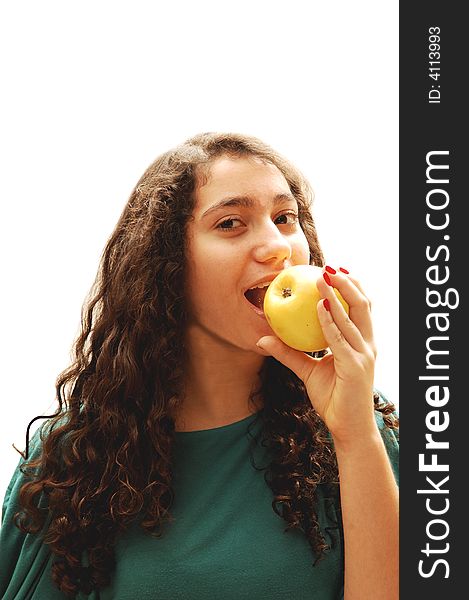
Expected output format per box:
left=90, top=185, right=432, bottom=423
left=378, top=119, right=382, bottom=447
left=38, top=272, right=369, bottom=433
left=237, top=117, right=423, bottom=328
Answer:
left=263, top=265, right=349, bottom=352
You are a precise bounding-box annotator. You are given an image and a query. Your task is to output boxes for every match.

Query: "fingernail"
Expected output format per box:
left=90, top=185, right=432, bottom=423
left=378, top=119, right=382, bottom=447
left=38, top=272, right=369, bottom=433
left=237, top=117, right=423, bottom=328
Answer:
left=339, top=267, right=349, bottom=274
left=323, top=272, right=333, bottom=286
left=325, top=265, right=336, bottom=274
left=256, top=339, right=271, bottom=356
left=323, top=298, right=331, bottom=312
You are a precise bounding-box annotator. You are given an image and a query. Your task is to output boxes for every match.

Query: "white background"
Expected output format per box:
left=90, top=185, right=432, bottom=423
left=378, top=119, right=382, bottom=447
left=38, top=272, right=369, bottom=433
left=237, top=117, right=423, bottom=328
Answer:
left=0, top=1, right=398, bottom=505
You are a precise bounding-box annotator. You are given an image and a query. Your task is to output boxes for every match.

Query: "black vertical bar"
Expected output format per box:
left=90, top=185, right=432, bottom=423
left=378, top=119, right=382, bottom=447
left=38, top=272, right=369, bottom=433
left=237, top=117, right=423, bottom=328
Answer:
left=400, top=3, right=466, bottom=598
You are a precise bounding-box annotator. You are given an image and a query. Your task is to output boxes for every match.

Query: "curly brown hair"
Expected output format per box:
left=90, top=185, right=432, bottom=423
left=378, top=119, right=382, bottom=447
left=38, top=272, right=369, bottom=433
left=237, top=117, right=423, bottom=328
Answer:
left=12, top=132, right=398, bottom=597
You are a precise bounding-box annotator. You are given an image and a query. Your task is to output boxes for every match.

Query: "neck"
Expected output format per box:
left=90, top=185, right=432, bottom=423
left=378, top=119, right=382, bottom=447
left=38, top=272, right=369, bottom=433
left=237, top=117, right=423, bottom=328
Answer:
left=174, top=324, right=265, bottom=431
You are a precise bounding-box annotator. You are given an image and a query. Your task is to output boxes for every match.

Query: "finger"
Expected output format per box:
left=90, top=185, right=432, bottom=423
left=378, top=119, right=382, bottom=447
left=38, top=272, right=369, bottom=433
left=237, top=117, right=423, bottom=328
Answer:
left=318, top=288, right=368, bottom=355
left=335, top=269, right=377, bottom=357
left=326, top=268, right=377, bottom=358
left=256, top=336, right=319, bottom=383
left=317, top=298, right=356, bottom=361
left=317, top=268, right=374, bottom=348
left=341, top=271, right=373, bottom=312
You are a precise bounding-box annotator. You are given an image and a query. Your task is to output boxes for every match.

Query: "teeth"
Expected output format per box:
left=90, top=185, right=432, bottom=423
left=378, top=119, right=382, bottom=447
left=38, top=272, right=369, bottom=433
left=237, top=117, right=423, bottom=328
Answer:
left=248, top=281, right=271, bottom=290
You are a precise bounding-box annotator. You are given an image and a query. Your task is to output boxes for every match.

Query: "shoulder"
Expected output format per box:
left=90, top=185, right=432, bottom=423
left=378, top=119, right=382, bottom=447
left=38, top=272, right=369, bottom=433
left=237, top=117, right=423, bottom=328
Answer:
left=1, top=412, right=72, bottom=527
left=1, top=419, right=104, bottom=599
left=0, top=424, right=55, bottom=599
left=2, top=424, right=45, bottom=523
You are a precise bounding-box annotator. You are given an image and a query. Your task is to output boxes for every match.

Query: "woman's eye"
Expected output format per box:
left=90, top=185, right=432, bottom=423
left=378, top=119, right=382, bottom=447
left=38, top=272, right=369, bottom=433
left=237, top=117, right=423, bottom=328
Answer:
left=216, top=212, right=298, bottom=232
left=216, top=217, right=243, bottom=231
left=275, top=212, right=299, bottom=226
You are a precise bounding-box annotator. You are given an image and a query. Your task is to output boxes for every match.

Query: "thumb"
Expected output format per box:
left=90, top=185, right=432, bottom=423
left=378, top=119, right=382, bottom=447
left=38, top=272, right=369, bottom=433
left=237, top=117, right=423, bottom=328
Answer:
left=256, top=336, right=315, bottom=383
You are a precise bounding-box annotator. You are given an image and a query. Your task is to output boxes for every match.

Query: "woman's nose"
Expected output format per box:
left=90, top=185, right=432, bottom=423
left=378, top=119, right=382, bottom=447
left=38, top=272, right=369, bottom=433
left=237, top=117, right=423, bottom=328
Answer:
left=251, top=222, right=292, bottom=264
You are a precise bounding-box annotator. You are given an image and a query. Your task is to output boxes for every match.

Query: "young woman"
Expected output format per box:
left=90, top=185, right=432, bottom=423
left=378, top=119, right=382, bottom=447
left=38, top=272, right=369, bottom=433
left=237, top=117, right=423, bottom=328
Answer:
left=1, top=132, right=399, bottom=599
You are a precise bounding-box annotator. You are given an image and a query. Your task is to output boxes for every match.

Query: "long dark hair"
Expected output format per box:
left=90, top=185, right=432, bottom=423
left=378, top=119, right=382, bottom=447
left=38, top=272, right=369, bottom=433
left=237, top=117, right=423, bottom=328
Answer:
left=13, top=132, right=398, bottom=597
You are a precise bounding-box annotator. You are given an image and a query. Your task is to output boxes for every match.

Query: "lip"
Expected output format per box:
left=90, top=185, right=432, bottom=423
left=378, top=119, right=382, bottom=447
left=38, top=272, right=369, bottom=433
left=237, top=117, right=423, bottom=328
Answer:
left=242, top=273, right=282, bottom=294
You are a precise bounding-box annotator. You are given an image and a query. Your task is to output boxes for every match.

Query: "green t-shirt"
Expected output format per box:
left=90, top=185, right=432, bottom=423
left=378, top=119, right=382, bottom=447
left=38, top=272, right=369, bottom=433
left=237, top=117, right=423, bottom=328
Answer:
left=1, top=409, right=399, bottom=599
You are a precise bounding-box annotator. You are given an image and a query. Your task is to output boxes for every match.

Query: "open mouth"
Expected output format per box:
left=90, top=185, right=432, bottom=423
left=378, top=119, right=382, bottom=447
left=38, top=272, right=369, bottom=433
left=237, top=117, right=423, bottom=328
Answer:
left=244, top=284, right=270, bottom=311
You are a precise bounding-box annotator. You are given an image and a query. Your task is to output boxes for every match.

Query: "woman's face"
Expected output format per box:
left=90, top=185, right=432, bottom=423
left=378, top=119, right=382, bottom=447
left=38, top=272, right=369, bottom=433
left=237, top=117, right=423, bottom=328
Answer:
left=185, top=155, right=311, bottom=353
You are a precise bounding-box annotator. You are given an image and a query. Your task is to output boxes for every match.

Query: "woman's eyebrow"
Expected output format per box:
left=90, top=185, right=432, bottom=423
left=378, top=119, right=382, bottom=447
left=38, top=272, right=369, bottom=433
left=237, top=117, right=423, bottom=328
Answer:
left=201, top=192, right=296, bottom=219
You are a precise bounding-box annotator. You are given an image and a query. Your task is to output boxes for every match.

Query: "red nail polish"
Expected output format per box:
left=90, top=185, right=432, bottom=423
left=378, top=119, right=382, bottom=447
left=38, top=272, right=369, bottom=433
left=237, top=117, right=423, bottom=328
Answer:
left=325, top=265, right=336, bottom=274
left=339, top=267, right=349, bottom=274
left=323, top=272, right=332, bottom=286
left=323, top=298, right=331, bottom=312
